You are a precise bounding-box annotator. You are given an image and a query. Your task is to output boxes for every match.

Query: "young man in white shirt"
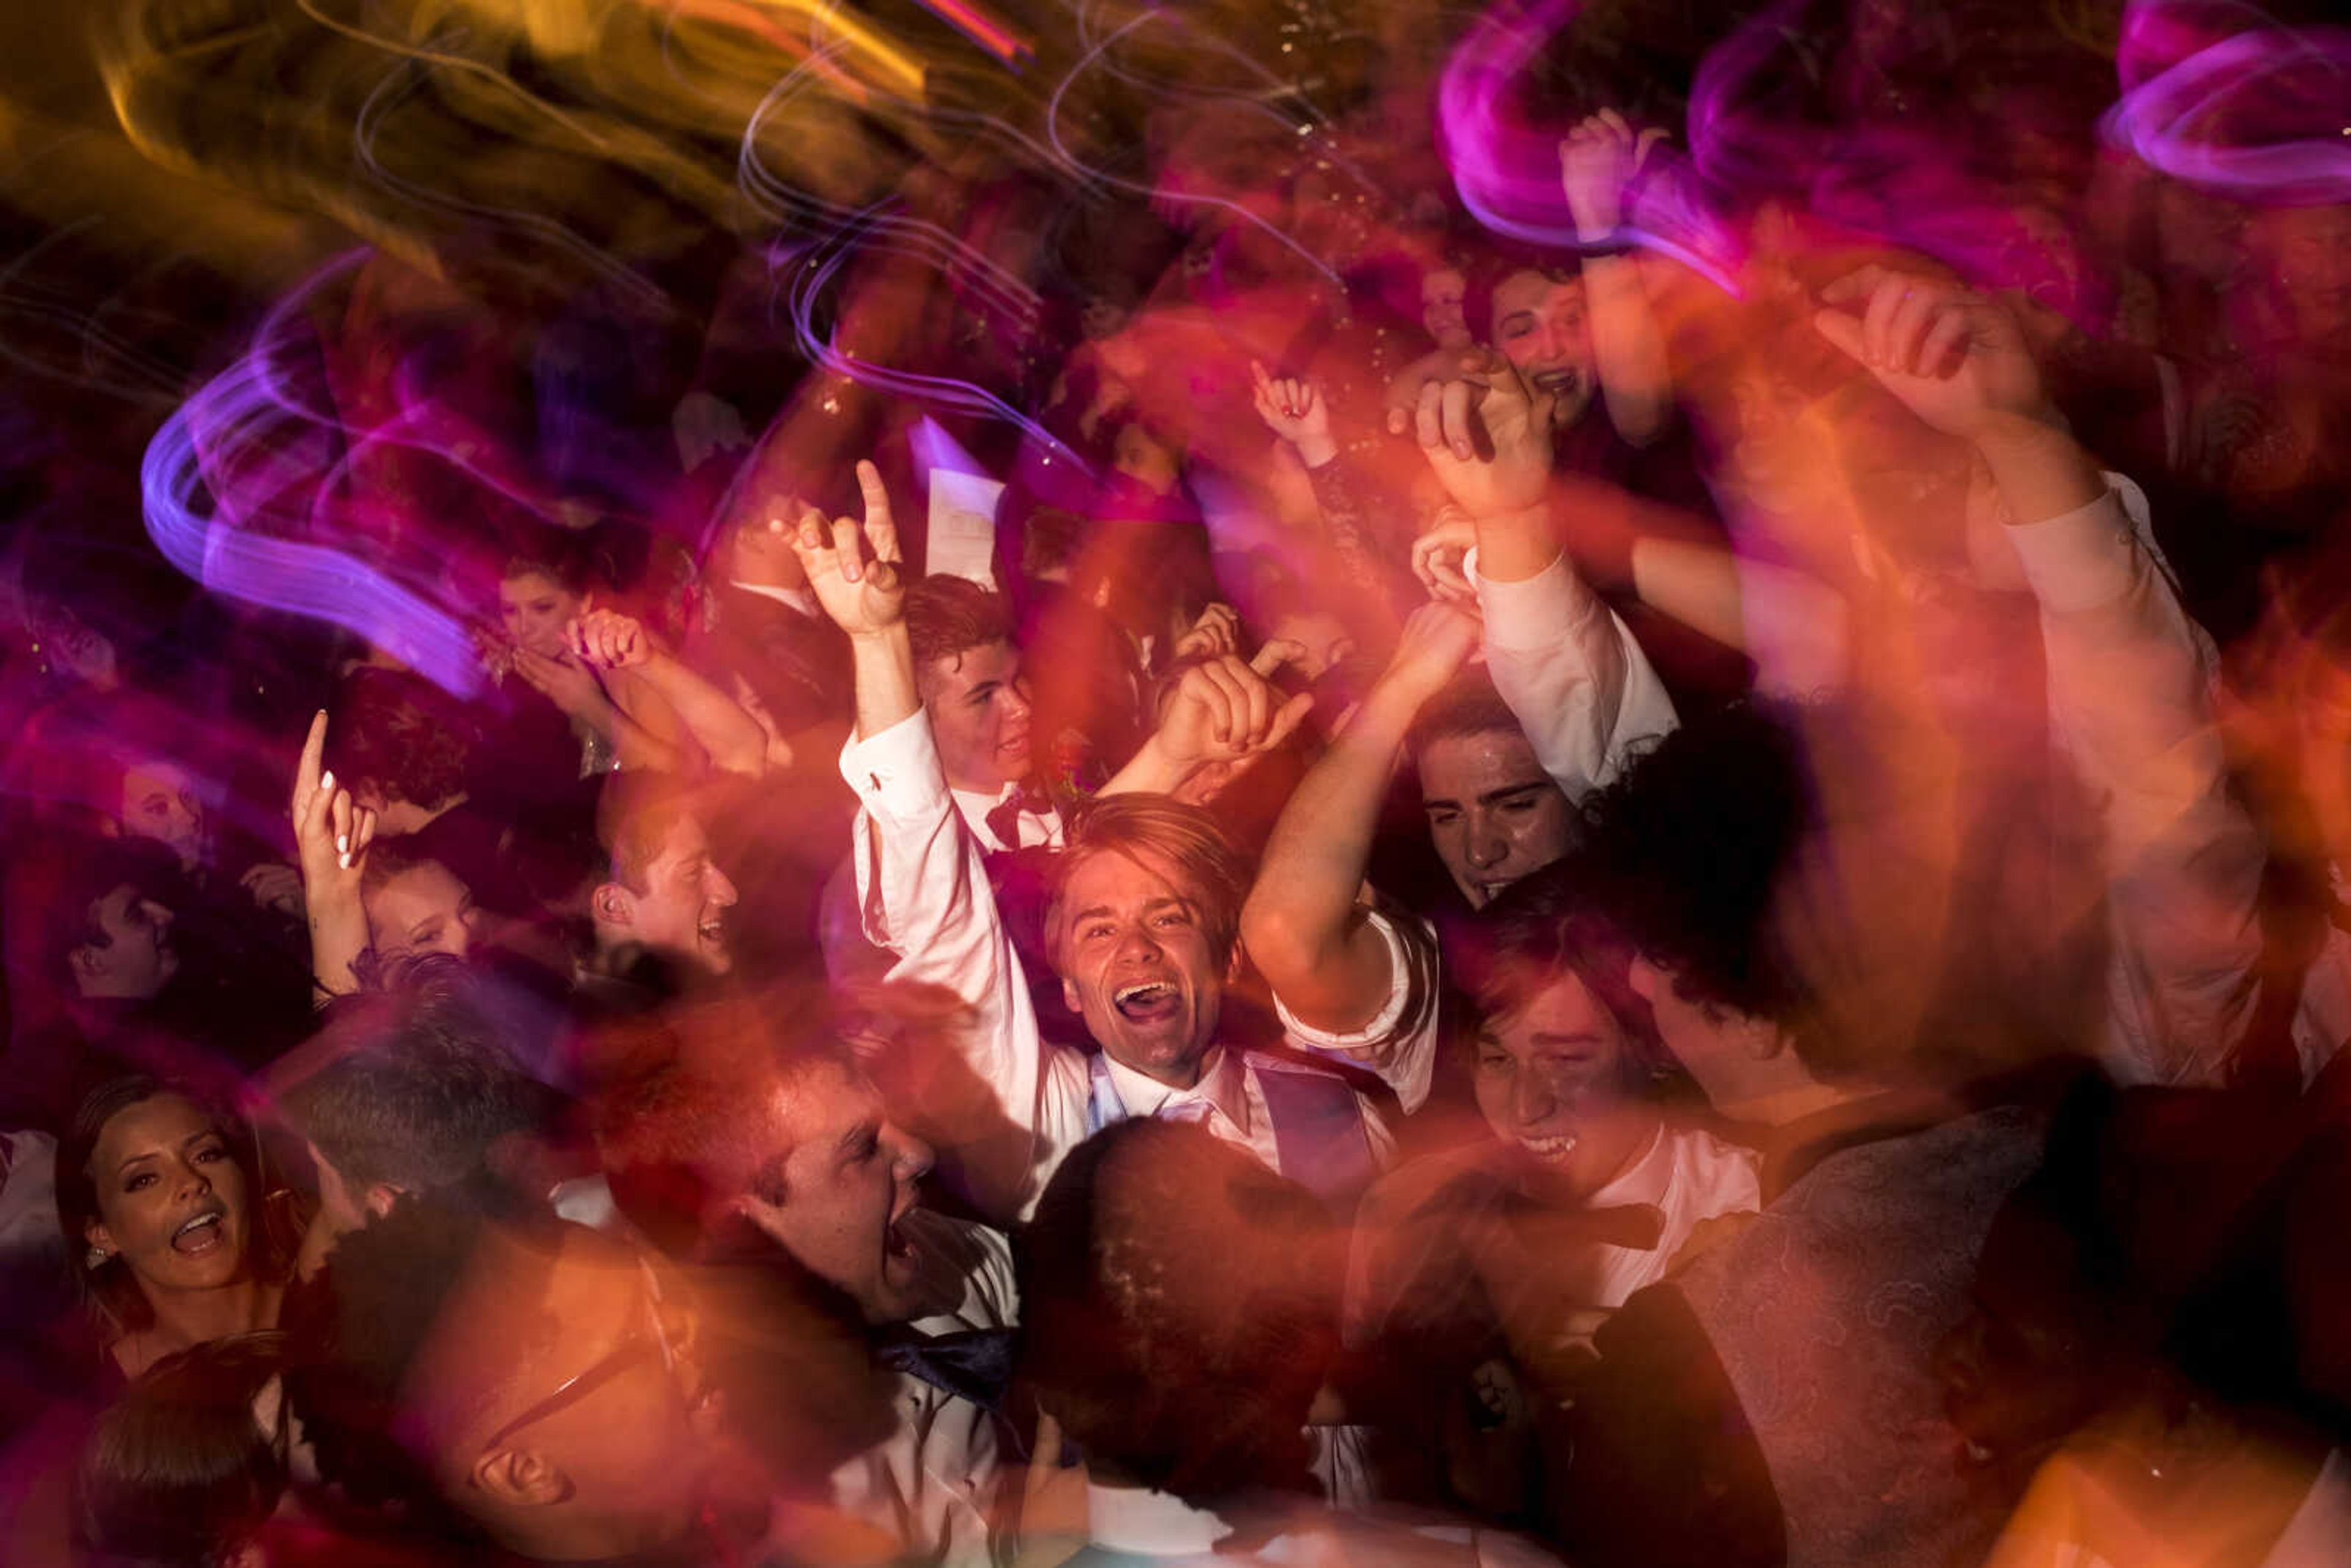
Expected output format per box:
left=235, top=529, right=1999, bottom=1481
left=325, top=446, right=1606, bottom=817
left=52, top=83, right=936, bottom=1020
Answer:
left=792, top=463, right=1421, bottom=1223
left=594, top=992, right=1017, bottom=1568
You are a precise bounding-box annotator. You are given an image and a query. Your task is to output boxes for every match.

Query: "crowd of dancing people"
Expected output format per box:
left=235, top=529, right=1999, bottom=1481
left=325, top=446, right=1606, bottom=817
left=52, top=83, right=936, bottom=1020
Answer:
left=4, top=22, right=2351, bottom=1566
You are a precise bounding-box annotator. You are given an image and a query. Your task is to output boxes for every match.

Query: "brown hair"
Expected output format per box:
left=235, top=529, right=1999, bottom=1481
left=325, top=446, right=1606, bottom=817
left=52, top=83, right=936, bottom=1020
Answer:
left=1046, top=795, right=1251, bottom=973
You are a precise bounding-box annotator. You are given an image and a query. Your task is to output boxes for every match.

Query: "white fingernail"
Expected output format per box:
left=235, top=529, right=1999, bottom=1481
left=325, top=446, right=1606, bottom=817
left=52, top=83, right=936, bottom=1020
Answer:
left=319, top=770, right=333, bottom=793
left=339, top=852, right=351, bottom=870
left=336, top=833, right=349, bottom=856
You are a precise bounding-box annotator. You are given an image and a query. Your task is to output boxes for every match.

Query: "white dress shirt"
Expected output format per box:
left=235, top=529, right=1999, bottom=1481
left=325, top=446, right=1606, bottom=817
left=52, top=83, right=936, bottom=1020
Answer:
left=839, top=711, right=1433, bottom=1220
left=826, top=1209, right=1018, bottom=1568
left=1465, top=546, right=1678, bottom=805
left=1275, top=550, right=1673, bottom=1062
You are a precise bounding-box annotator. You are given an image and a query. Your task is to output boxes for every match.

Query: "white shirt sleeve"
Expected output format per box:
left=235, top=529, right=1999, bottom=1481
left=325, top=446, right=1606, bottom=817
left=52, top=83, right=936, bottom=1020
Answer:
left=839, top=712, right=1091, bottom=1218
left=1469, top=548, right=1678, bottom=800
left=1270, top=906, right=1442, bottom=1116
left=2008, top=476, right=2266, bottom=1086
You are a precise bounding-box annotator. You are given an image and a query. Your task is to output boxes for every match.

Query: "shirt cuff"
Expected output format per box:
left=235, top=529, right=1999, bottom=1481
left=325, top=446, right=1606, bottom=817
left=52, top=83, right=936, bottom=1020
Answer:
left=2008, top=482, right=2140, bottom=615
left=1273, top=907, right=1415, bottom=1051
left=839, top=710, right=954, bottom=824
left=1468, top=549, right=1602, bottom=653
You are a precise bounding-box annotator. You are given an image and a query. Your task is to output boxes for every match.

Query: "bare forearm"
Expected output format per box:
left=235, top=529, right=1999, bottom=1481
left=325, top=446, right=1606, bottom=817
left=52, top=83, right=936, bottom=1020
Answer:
left=637, top=653, right=769, bottom=776
left=1581, top=254, right=1673, bottom=448
left=307, top=892, right=369, bottom=999
left=1978, top=416, right=2105, bottom=530
left=849, top=626, right=920, bottom=740
left=1243, top=679, right=1419, bottom=990
left=1474, top=502, right=1558, bottom=584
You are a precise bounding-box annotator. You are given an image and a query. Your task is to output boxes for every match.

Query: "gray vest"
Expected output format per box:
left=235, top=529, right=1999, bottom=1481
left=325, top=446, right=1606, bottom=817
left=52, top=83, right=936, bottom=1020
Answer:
left=1670, top=1106, right=2044, bottom=1568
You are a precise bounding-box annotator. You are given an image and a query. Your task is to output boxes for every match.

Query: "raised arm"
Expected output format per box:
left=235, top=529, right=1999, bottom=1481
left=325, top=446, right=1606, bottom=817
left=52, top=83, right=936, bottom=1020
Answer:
left=570, top=609, right=770, bottom=778
left=1408, top=347, right=1678, bottom=798
left=1817, top=266, right=2267, bottom=1086
left=288, top=710, right=377, bottom=1000
left=1242, top=602, right=1477, bottom=1037
left=1559, top=111, right=1676, bottom=448
left=792, top=463, right=1051, bottom=1212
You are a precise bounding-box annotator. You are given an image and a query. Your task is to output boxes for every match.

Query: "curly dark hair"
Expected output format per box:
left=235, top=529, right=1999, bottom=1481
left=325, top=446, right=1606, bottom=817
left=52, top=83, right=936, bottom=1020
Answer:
left=327, top=668, right=478, bottom=814
left=1565, top=696, right=1818, bottom=1056
left=1015, top=1120, right=1339, bottom=1506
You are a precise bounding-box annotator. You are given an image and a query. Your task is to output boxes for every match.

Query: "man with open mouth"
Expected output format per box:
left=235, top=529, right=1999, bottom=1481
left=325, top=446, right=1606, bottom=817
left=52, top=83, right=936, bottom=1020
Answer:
left=796, top=464, right=1419, bottom=1221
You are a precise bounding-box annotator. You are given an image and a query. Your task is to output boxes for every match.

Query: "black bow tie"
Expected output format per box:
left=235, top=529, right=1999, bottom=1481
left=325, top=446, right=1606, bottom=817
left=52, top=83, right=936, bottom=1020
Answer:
left=871, top=1326, right=1019, bottom=1410
left=983, top=786, right=1049, bottom=850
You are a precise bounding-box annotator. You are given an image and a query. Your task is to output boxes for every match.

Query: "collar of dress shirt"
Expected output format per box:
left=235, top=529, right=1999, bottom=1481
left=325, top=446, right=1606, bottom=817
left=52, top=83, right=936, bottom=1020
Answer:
left=1580, top=1123, right=1670, bottom=1210
left=1101, top=1046, right=1247, bottom=1133
left=729, top=579, right=821, bottom=619
left=1086, top=1482, right=1232, bottom=1556
left=951, top=781, right=1063, bottom=850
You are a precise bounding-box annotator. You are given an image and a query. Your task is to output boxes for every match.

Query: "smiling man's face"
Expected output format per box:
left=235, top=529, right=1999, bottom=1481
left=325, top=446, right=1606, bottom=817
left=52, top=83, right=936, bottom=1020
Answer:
left=1055, top=846, right=1232, bottom=1089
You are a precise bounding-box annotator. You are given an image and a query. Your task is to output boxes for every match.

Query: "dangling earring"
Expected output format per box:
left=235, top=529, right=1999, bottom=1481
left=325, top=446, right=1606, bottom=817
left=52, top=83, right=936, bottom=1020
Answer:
left=86, top=1244, right=113, bottom=1269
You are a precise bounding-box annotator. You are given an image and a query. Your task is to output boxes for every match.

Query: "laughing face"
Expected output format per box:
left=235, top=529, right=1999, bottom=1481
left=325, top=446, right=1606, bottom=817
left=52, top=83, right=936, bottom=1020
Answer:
left=1471, top=973, right=1657, bottom=1200
left=1055, top=845, right=1232, bottom=1089
left=1490, top=269, right=1597, bottom=431
left=622, top=816, right=739, bottom=977
left=735, top=1062, right=937, bottom=1324
left=83, top=1093, right=252, bottom=1301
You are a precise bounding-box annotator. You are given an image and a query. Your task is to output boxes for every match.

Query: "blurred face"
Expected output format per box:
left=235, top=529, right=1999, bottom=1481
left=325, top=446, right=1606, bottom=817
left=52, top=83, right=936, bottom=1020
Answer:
left=617, top=816, right=739, bottom=975
left=1491, top=270, right=1596, bottom=429
left=75, top=885, right=179, bottom=1000
left=84, top=1094, right=250, bottom=1301
left=1112, top=422, right=1181, bottom=495
left=1418, top=729, right=1575, bottom=909
left=739, top=1063, right=936, bottom=1324
left=28, top=602, right=118, bottom=689
left=1472, top=974, right=1658, bottom=1199
left=364, top=861, right=479, bottom=964
left=1056, top=846, right=1230, bottom=1087
left=452, top=1229, right=718, bottom=1555
left=499, top=570, right=584, bottom=659
left=119, top=763, right=204, bottom=871
left=2262, top=203, right=2351, bottom=347
left=920, top=640, right=1033, bottom=796
left=1422, top=267, right=1471, bottom=348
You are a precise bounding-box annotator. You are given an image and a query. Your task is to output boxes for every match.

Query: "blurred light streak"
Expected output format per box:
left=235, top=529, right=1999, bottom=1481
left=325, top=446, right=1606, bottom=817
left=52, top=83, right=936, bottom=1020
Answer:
left=2104, top=8, right=2351, bottom=202
left=1438, top=0, right=1744, bottom=293
left=912, top=0, right=1030, bottom=66
left=1046, top=10, right=1343, bottom=286
left=141, top=254, right=487, bottom=697
left=783, top=231, right=1093, bottom=476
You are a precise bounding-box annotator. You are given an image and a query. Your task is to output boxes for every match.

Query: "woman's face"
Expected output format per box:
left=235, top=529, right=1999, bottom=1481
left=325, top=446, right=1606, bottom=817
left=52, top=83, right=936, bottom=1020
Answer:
left=499, top=570, right=584, bottom=659
left=118, top=762, right=206, bottom=871
left=84, top=1094, right=252, bottom=1302
left=1472, top=973, right=1659, bottom=1199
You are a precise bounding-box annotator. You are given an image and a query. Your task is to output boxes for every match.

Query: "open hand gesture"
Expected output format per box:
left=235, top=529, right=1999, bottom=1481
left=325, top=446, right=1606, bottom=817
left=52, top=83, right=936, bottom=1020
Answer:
left=1250, top=361, right=1335, bottom=463
left=1812, top=266, right=2052, bottom=445
left=790, top=460, right=905, bottom=639
left=1559, top=110, right=1667, bottom=241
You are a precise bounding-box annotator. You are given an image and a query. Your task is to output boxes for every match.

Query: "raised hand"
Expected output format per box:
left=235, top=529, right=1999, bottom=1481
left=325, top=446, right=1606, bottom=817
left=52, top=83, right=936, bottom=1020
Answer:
left=241, top=862, right=305, bottom=919
left=1411, top=507, right=1482, bottom=607
left=1812, top=266, right=2053, bottom=444
left=790, top=459, right=906, bottom=640
left=512, top=645, right=606, bottom=720
left=1411, top=349, right=1558, bottom=519
left=1153, top=641, right=1317, bottom=771
left=1172, top=602, right=1243, bottom=663
left=570, top=607, right=653, bottom=671
left=1559, top=109, right=1668, bottom=242
left=289, top=710, right=376, bottom=892
left=1250, top=361, right=1336, bottom=465
left=1379, top=599, right=1482, bottom=705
